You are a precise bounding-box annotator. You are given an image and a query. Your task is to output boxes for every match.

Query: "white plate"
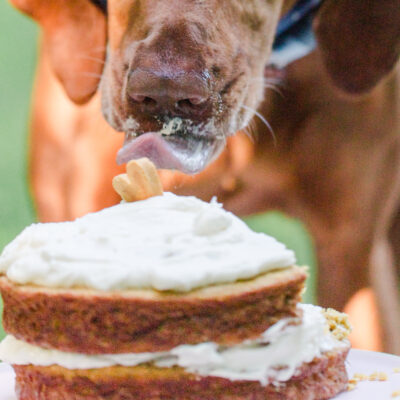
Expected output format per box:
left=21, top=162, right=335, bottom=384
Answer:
left=336, top=349, right=400, bottom=399
left=1, top=349, right=400, bottom=399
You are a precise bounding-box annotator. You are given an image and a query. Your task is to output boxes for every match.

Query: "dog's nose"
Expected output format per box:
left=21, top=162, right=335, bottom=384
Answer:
left=127, top=69, right=211, bottom=118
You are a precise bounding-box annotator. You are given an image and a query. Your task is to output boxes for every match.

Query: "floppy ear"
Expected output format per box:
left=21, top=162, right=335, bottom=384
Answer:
left=314, top=0, right=400, bottom=95
left=10, top=0, right=107, bottom=104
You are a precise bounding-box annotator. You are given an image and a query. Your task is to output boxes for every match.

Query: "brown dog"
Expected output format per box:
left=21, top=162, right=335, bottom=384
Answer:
left=9, top=0, right=400, bottom=352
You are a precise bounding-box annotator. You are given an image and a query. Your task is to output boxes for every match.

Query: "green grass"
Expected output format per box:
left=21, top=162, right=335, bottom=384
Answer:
left=0, top=2, right=37, bottom=249
left=0, top=1, right=38, bottom=339
left=0, top=2, right=317, bottom=342
left=243, top=212, right=317, bottom=304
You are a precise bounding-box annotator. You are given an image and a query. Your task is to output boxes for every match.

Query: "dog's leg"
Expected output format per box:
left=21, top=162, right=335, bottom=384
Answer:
left=370, top=237, right=400, bottom=354
left=370, top=82, right=400, bottom=354
left=297, top=107, right=400, bottom=354
left=373, top=196, right=400, bottom=354
left=307, top=217, right=372, bottom=311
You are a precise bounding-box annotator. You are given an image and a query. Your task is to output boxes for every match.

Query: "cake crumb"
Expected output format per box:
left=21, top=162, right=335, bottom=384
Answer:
left=353, top=373, right=368, bottom=381
left=347, top=383, right=357, bottom=391
left=392, top=391, right=400, bottom=398
left=378, top=372, right=388, bottom=381
left=323, top=308, right=352, bottom=340
left=367, top=371, right=388, bottom=381
left=369, top=372, right=379, bottom=381
left=348, top=370, right=389, bottom=391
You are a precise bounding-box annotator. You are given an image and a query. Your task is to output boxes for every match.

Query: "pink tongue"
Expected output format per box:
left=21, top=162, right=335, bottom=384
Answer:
left=117, top=133, right=186, bottom=171
left=117, top=132, right=225, bottom=174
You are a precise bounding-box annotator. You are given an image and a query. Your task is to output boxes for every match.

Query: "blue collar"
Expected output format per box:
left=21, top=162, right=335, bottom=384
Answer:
left=91, top=0, right=107, bottom=12
left=270, top=0, right=323, bottom=68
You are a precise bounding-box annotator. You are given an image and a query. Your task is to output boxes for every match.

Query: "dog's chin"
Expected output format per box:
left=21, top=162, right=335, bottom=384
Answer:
left=116, top=132, right=226, bottom=175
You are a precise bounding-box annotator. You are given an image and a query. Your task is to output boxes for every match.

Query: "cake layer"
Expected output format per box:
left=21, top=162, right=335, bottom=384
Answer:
left=13, top=348, right=349, bottom=400
left=0, top=266, right=306, bottom=354
left=0, top=304, right=351, bottom=382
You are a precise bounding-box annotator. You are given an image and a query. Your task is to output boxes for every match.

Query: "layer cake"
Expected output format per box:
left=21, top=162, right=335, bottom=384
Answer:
left=0, top=191, right=350, bottom=399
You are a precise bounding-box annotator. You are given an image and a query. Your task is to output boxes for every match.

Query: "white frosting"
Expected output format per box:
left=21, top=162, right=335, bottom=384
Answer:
left=0, top=193, right=295, bottom=292
left=0, top=305, right=349, bottom=385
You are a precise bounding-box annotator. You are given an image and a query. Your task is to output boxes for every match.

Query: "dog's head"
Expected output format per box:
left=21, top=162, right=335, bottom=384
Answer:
left=11, top=0, right=400, bottom=174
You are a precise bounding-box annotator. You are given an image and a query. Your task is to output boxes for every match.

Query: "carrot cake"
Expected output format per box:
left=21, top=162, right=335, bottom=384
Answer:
left=0, top=191, right=350, bottom=399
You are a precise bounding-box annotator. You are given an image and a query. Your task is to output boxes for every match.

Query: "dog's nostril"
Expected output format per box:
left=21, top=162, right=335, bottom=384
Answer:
left=177, top=99, right=193, bottom=109
left=130, top=95, right=158, bottom=108
left=188, top=97, right=206, bottom=106
left=130, top=95, right=146, bottom=103
left=177, top=98, right=207, bottom=112
left=143, top=97, right=157, bottom=107
left=127, top=69, right=211, bottom=117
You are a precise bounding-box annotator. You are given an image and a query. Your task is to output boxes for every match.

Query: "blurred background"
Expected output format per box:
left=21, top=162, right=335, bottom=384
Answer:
left=0, top=2, right=36, bottom=249
left=0, top=1, right=37, bottom=338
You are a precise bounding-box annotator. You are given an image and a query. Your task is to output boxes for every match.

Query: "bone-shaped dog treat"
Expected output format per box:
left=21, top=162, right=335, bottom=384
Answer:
left=112, top=158, right=163, bottom=202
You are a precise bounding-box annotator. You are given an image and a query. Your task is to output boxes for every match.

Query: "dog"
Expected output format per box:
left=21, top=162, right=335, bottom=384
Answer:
left=9, top=0, right=400, bottom=353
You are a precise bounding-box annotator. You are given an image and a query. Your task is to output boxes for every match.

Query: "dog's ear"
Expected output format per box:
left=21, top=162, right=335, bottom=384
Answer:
left=10, top=0, right=107, bottom=104
left=314, top=0, right=400, bottom=95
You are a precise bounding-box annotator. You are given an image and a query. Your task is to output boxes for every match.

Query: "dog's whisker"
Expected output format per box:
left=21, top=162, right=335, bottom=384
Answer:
left=243, top=115, right=258, bottom=143
left=243, top=125, right=256, bottom=143
left=264, top=83, right=284, bottom=98
left=80, top=72, right=104, bottom=78
left=239, top=105, right=258, bottom=144
left=241, top=105, right=276, bottom=146
left=244, top=129, right=256, bottom=143
left=251, top=118, right=260, bottom=142
left=250, top=76, right=282, bottom=85
left=249, top=77, right=285, bottom=98
left=89, top=46, right=107, bottom=52
left=78, top=55, right=106, bottom=64
left=263, top=76, right=283, bottom=84
left=250, top=77, right=265, bottom=82
left=252, top=117, right=261, bottom=142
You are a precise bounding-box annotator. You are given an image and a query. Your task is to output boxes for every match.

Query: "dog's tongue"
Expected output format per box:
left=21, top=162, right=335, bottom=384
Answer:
left=117, top=132, right=222, bottom=174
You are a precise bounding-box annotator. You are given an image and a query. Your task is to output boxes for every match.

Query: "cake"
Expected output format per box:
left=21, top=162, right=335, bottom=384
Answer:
left=0, top=160, right=351, bottom=399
